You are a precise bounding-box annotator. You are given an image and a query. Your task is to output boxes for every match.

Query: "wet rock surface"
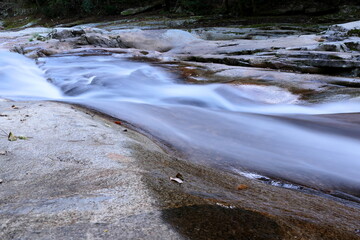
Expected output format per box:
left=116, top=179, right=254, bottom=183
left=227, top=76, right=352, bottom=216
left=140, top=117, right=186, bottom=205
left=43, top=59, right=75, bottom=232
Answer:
left=0, top=101, right=359, bottom=239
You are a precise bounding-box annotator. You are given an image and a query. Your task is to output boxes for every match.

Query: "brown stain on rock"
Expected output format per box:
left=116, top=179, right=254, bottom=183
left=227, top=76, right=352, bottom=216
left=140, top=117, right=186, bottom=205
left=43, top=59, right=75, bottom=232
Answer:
left=107, top=153, right=134, bottom=163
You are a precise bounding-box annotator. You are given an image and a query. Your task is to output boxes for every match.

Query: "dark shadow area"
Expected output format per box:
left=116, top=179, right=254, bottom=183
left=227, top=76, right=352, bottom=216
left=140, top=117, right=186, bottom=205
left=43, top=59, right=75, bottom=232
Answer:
left=161, top=205, right=283, bottom=240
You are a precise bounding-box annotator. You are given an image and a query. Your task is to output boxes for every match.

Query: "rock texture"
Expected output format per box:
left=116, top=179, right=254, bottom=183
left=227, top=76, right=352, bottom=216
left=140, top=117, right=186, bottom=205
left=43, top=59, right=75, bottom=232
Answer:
left=1, top=18, right=360, bottom=239
left=0, top=101, right=359, bottom=239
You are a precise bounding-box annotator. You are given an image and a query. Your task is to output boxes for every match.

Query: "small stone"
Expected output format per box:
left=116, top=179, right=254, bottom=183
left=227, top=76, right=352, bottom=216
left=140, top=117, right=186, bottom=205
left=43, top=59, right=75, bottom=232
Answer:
left=0, top=179, right=3, bottom=184
left=0, top=151, right=7, bottom=155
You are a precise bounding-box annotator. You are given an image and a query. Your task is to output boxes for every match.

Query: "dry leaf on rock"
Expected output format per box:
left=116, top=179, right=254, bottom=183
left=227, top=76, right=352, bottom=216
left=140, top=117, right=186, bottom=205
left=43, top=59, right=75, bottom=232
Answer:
left=8, top=132, right=17, bottom=141
left=170, top=177, right=184, bottom=184
left=114, top=121, right=122, bottom=125
left=237, top=184, right=248, bottom=190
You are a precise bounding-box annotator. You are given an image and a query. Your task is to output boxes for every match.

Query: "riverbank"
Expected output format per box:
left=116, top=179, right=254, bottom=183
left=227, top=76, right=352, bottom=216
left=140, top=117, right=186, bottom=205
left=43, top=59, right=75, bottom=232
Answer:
left=1, top=17, right=360, bottom=239
left=0, top=100, right=359, bottom=239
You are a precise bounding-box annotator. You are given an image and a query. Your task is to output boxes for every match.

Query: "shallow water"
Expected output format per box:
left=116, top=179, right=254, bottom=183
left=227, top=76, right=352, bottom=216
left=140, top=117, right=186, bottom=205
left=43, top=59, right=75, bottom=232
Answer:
left=1, top=50, right=360, bottom=196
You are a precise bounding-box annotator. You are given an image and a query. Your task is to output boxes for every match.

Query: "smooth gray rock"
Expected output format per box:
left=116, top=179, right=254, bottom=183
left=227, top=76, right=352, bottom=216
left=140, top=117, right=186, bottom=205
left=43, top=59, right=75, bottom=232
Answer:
left=50, top=28, right=85, bottom=40
left=78, top=33, right=121, bottom=48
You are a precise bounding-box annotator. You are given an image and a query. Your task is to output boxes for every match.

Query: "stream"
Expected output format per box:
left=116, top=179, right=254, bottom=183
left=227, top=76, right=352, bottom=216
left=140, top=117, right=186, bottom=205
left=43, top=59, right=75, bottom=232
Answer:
left=1, top=50, right=360, bottom=198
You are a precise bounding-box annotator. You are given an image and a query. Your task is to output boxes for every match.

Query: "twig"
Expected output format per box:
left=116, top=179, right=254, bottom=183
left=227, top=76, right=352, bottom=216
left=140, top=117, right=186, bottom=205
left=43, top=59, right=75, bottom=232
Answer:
left=0, top=128, right=8, bottom=137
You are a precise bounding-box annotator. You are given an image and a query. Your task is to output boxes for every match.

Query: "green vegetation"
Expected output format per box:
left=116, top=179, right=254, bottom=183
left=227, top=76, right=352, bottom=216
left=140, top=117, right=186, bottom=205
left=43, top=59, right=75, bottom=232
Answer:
left=4, top=0, right=360, bottom=20
left=29, top=33, right=48, bottom=41
left=12, top=0, right=260, bottom=17
left=3, top=16, right=37, bottom=29
left=348, top=29, right=360, bottom=37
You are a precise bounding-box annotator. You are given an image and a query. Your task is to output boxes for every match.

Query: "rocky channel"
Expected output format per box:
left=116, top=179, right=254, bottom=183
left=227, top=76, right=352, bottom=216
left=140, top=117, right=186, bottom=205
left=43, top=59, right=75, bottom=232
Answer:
left=1, top=17, right=360, bottom=239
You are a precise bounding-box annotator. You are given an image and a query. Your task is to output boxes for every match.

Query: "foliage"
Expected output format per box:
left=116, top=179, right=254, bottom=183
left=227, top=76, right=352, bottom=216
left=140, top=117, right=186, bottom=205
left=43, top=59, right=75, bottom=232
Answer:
left=348, top=29, right=360, bottom=37
left=179, top=0, right=212, bottom=14
left=15, top=0, right=225, bottom=17
left=21, top=0, right=160, bottom=17
left=81, top=0, right=94, bottom=14
left=9, top=0, right=360, bottom=18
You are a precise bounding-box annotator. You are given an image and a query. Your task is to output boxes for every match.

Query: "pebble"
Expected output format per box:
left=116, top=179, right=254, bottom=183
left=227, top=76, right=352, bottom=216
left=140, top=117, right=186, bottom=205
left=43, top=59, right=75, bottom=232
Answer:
left=0, top=150, right=6, bottom=155
left=0, top=179, right=3, bottom=184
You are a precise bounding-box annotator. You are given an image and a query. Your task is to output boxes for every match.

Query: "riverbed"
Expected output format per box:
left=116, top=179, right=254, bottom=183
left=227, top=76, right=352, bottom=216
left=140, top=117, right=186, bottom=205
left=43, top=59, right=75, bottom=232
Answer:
left=1, top=49, right=360, bottom=199
left=1, top=18, right=360, bottom=239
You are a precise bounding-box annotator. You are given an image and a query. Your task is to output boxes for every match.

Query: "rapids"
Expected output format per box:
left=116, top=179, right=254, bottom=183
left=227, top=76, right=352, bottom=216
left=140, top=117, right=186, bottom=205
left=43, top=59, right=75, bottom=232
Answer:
left=1, top=50, right=360, bottom=197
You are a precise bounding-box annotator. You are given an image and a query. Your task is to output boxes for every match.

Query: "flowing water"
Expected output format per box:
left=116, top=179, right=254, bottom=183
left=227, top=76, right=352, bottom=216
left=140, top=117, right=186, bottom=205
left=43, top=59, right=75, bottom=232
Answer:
left=1, top=50, right=360, bottom=197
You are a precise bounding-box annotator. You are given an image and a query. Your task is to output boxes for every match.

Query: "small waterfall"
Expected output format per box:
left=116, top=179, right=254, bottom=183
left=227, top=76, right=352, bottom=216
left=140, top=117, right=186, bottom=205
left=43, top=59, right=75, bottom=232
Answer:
left=0, top=50, right=62, bottom=100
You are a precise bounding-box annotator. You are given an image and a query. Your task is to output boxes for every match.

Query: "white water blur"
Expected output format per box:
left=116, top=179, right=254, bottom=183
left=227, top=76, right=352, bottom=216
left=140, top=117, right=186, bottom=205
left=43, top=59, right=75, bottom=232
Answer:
left=1, top=51, right=360, bottom=195
left=0, top=51, right=62, bottom=100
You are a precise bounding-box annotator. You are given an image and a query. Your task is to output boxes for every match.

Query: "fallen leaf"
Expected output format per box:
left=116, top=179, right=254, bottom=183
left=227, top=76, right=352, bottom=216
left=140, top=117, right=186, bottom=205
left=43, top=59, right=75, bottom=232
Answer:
left=237, top=184, right=248, bottom=190
left=8, top=132, right=17, bottom=141
left=18, top=136, right=28, bottom=140
left=114, top=121, right=122, bottom=125
left=170, top=177, right=183, bottom=184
